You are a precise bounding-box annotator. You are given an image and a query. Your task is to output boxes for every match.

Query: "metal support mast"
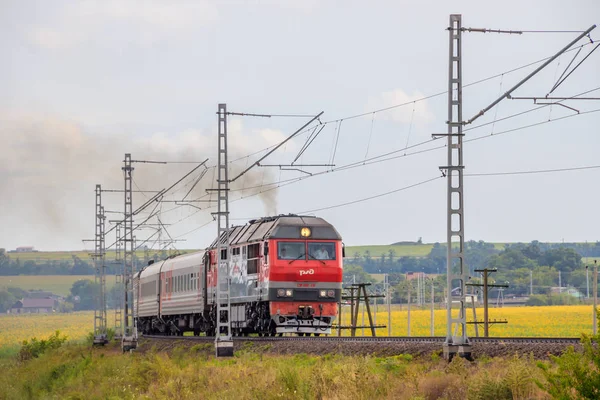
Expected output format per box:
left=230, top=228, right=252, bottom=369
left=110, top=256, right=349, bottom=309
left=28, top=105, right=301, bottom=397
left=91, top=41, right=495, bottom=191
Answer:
left=215, top=104, right=233, bottom=357
left=113, top=222, right=123, bottom=340
left=122, top=154, right=137, bottom=351
left=93, top=185, right=108, bottom=345
left=442, top=14, right=471, bottom=361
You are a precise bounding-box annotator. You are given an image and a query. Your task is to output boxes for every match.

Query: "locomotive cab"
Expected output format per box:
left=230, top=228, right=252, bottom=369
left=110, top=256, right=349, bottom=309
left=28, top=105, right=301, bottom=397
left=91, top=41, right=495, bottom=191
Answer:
left=267, top=221, right=343, bottom=335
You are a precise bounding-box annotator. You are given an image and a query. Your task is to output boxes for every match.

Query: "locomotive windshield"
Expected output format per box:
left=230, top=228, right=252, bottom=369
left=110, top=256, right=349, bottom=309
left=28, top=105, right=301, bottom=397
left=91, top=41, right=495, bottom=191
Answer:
left=277, top=241, right=336, bottom=261
left=278, top=242, right=305, bottom=260
left=308, top=242, right=336, bottom=260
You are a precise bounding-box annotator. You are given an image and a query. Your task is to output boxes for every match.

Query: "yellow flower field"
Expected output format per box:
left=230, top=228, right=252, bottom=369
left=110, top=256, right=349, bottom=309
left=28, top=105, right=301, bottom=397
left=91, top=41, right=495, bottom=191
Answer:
left=0, top=311, right=95, bottom=350
left=340, top=304, right=596, bottom=337
left=0, top=305, right=595, bottom=354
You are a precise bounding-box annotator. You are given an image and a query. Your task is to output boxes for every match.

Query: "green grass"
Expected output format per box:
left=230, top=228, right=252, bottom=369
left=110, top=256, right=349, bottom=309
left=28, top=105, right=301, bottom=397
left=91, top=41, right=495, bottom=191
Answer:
left=0, top=341, right=553, bottom=399
left=582, top=257, right=600, bottom=266
left=0, top=276, right=116, bottom=297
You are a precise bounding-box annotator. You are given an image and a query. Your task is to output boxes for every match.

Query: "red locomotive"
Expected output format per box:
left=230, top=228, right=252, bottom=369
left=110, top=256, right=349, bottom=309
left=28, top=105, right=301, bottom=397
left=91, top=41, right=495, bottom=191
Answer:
left=134, top=215, right=344, bottom=336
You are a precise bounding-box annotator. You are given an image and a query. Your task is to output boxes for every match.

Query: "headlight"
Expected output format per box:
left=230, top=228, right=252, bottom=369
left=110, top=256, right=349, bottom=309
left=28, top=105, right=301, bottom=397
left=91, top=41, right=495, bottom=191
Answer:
left=327, top=290, right=335, bottom=298
left=319, top=290, right=327, bottom=297
left=285, top=289, right=293, bottom=297
left=277, top=289, right=285, bottom=297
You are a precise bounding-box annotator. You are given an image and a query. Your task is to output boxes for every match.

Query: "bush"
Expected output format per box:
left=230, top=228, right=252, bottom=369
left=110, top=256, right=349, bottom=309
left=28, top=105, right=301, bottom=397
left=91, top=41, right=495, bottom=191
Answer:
left=18, top=330, right=67, bottom=361
left=525, top=295, right=547, bottom=306
left=537, top=310, right=600, bottom=399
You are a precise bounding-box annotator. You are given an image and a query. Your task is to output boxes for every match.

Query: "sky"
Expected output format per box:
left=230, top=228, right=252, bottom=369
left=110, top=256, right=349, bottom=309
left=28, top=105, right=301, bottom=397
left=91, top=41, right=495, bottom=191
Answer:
left=1, top=0, right=599, bottom=251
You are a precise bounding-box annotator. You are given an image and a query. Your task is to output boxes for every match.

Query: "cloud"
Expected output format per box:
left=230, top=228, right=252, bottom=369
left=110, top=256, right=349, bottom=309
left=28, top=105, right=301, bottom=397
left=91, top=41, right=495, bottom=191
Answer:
left=257, top=128, right=297, bottom=152
left=25, top=1, right=219, bottom=50
left=82, top=0, right=219, bottom=31
left=366, top=89, right=434, bottom=126
left=27, top=28, right=85, bottom=51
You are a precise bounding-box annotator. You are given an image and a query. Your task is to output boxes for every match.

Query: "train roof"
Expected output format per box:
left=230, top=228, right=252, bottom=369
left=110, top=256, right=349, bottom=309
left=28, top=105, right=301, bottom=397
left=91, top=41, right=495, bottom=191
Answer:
left=209, top=214, right=341, bottom=248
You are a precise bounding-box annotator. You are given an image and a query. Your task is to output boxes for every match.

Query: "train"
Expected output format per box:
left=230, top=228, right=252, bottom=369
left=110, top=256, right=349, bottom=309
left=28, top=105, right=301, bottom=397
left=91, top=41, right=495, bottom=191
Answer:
left=133, top=215, right=344, bottom=337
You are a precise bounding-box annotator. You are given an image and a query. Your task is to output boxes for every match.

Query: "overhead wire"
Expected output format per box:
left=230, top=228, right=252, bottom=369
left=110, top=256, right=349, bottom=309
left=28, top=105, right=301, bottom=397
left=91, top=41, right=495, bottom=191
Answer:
left=203, top=39, right=598, bottom=172
left=161, top=101, right=600, bottom=239
left=465, top=164, right=600, bottom=177
left=154, top=39, right=600, bottom=239
left=297, top=176, right=442, bottom=214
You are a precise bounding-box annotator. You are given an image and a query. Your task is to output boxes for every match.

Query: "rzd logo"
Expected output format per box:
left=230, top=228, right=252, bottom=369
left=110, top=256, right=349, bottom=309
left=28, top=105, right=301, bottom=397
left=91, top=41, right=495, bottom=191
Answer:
left=299, top=269, right=315, bottom=276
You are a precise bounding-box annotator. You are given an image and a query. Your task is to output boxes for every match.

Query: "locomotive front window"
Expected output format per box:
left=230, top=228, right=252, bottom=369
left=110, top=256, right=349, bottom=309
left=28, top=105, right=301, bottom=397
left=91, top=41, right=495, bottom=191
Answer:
left=308, top=242, right=336, bottom=260
left=278, top=242, right=305, bottom=260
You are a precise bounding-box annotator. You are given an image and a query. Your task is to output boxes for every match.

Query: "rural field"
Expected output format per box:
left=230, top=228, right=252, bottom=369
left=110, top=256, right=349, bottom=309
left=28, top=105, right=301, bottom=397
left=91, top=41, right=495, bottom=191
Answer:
left=0, top=305, right=594, bottom=354
left=0, top=311, right=95, bottom=357
left=0, top=306, right=596, bottom=399
left=0, top=275, right=114, bottom=296
left=4, top=242, right=514, bottom=263
left=342, top=304, right=595, bottom=337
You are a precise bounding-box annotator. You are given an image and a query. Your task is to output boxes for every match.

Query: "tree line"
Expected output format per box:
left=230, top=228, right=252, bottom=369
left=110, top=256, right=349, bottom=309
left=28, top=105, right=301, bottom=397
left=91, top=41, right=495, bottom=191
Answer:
left=0, top=248, right=176, bottom=276
left=347, top=240, right=594, bottom=300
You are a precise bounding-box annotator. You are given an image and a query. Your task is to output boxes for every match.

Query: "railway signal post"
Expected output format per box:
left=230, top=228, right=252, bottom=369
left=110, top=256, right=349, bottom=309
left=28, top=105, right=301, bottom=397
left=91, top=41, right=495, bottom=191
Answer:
left=214, top=104, right=234, bottom=357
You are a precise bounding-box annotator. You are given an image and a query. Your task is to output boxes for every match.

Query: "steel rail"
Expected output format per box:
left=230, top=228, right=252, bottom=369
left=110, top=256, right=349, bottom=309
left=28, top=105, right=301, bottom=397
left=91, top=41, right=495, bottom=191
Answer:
left=142, top=335, right=582, bottom=345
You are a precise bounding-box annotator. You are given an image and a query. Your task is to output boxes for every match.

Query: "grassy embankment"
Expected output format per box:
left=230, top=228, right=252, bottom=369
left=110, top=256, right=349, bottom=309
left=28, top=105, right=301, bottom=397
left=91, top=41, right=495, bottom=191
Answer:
left=0, top=305, right=594, bottom=398
left=0, top=343, right=560, bottom=400
left=0, top=340, right=554, bottom=400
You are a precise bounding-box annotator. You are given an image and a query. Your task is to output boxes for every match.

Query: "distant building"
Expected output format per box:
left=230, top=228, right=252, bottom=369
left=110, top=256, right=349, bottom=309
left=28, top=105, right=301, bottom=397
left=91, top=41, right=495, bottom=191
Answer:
left=14, top=246, right=36, bottom=253
left=10, top=298, right=57, bottom=314
left=406, top=271, right=426, bottom=281
left=26, top=291, right=58, bottom=300
left=550, top=287, right=584, bottom=298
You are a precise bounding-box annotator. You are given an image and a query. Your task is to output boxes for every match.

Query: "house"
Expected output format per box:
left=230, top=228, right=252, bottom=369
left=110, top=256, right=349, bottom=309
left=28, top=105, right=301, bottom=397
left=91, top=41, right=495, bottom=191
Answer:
left=15, top=246, right=35, bottom=252
left=9, top=298, right=57, bottom=314
left=26, top=291, right=55, bottom=299
left=550, top=287, right=584, bottom=298
left=406, top=271, right=426, bottom=281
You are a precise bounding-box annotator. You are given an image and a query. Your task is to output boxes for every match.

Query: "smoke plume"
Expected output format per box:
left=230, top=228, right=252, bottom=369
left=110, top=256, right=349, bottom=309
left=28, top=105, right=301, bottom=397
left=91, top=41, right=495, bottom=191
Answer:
left=0, top=112, right=279, bottom=250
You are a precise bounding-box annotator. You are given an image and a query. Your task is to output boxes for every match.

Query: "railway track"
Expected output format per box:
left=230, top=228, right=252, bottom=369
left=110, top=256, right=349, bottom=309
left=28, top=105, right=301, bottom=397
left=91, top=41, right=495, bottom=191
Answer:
left=143, top=335, right=581, bottom=345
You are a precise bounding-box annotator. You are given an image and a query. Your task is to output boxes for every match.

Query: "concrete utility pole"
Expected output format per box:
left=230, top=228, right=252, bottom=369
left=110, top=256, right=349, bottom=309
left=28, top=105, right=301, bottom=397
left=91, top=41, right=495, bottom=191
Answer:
left=586, top=265, right=590, bottom=299
left=121, top=153, right=137, bottom=351
left=440, top=14, right=470, bottom=360
left=594, top=260, right=598, bottom=335
left=430, top=279, right=435, bottom=336
left=114, top=222, right=123, bottom=340
left=559, top=271, right=562, bottom=293
left=385, top=273, right=391, bottom=336
left=407, top=281, right=412, bottom=336
left=435, top=13, right=596, bottom=360
left=214, top=104, right=233, bottom=357
left=93, top=184, right=108, bottom=345
left=530, top=270, right=533, bottom=296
